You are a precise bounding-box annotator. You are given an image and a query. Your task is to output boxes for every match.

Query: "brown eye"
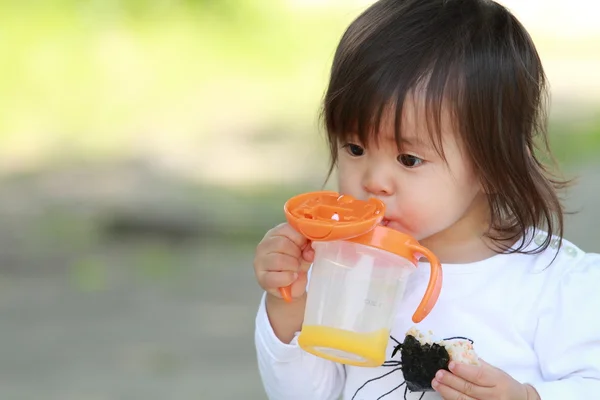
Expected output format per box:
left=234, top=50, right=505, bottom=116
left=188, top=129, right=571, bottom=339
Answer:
left=397, top=154, right=424, bottom=168
left=344, top=143, right=365, bottom=157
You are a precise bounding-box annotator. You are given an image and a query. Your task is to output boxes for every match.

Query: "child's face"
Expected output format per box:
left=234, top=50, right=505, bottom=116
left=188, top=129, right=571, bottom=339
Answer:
left=336, top=97, right=487, bottom=244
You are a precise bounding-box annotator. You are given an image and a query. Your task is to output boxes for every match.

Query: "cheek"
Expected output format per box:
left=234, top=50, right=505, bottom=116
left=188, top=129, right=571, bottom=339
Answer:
left=336, top=159, right=361, bottom=194
left=336, top=163, right=349, bottom=190
left=457, top=170, right=482, bottom=200
left=450, top=153, right=479, bottom=184
left=406, top=168, right=479, bottom=219
left=444, top=156, right=481, bottom=196
left=337, top=176, right=361, bottom=197
left=337, top=176, right=350, bottom=194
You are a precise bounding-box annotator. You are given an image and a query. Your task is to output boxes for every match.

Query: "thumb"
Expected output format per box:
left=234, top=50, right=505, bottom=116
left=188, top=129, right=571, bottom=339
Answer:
left=477, top=358, right=492, bottom=368
left=298, top=260, right=312, bottom=274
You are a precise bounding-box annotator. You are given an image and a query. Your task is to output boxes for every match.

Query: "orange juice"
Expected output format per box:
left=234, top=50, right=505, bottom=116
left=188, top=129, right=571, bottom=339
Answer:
left=298, top=325, right=390, bottom=367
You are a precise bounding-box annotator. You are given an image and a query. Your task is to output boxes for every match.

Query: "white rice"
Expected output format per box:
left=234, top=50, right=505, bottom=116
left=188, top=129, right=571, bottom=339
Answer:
left=405, top=327, right=480, bottom=366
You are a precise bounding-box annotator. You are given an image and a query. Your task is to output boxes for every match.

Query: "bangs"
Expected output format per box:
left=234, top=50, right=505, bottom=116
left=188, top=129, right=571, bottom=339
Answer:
left=324, top=59, right=463, bottom=158
left=322, top=0, right=467, bottom=158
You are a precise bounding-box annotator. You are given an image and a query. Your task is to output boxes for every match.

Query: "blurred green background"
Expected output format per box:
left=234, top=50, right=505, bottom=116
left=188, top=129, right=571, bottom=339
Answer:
left=0, top=1, right=598, bottom=399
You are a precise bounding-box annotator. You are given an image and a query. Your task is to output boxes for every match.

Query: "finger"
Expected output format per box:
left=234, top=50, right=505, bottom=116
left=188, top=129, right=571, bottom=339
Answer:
left=476, top=358, right=493, bottom=368
left=298, top=260, right=312, bottom=273
left=434, top=369, right=489, bottom=399
left=272, top=223, right=309, bottom=249
left=262, top=270, right=298, bottom=289
left=260, top=234, right=302, bottom=259
left=289, top=271, right=308, bottom=297
left=449, top=361, right=497, bottom=387
left=262, top=252, right=302, bottom=272
left=301, top=244, right=315, bottom=263
left=432, top=378, right=476, bottom=400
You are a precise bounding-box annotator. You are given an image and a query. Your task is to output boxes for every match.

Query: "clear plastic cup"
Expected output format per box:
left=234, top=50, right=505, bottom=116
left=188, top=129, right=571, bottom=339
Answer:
left=279, top=191, right=442, bottom=367
left=298, top=240, right=417, bottom=367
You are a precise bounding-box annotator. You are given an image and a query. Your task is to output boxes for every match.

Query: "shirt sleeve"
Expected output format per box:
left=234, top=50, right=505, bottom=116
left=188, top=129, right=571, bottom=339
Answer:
left=254, top=292, right=346, bottom=400
left=530, top=253, right=600, bottom=399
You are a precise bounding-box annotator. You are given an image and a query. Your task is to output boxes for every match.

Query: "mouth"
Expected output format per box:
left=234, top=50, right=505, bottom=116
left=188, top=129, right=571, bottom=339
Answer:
left=381, top=217, right=407, bottom=234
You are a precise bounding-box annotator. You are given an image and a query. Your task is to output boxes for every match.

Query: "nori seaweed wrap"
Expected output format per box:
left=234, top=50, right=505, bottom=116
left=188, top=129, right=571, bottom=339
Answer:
left=393, top=327, right=479, bottom=392
left=399, top=334, right=450, bottom=391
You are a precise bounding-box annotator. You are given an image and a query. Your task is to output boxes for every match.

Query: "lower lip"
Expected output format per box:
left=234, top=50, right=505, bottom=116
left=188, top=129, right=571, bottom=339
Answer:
left=382, top=219, right=407, bottom=233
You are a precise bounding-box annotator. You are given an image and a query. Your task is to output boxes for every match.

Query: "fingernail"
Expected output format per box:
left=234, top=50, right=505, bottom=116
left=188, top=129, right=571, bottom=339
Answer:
left=292, top=273, right=298, bottom=280
left=449, top=361, right=456, bottom=370
left=435, top=371, right=444, bottom=380
left=432, top=379, right=439, bottom=388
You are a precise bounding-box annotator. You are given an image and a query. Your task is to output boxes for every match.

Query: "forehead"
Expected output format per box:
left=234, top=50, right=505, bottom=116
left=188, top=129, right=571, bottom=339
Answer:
left=371, top=92, right=458, bottom=151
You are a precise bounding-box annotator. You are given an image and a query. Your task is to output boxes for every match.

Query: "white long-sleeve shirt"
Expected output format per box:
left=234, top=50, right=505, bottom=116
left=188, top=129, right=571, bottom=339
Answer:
left=254, top=231, right=600, bottom=399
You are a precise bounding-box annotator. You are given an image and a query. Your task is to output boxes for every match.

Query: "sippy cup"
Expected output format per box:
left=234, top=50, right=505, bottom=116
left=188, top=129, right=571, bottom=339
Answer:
left=279, top=191, right=443, bottom=367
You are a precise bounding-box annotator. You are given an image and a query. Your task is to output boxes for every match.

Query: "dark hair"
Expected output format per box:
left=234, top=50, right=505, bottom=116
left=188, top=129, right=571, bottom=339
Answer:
left=321, top=0, right=569, bottom=254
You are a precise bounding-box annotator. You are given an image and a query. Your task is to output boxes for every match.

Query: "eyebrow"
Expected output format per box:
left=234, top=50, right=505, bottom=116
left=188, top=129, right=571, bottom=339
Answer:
left=343, top=131, right=432, bottom=150
left=383, top=134, right=429, bottom=149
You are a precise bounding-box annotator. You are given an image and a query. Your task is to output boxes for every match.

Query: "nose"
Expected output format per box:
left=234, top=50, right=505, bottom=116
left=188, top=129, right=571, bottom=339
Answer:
left=361, top=160, right=394, bottom=197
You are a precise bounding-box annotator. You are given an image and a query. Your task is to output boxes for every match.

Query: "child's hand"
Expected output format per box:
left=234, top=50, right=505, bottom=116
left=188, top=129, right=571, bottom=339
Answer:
left=253, top=223, right=314, bottom=301
left=432, top=359, right=541, bottom=400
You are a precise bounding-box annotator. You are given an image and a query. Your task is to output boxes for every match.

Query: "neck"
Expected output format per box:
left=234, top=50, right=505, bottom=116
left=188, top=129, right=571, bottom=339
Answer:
left=420, top=232, right=498, bottom=264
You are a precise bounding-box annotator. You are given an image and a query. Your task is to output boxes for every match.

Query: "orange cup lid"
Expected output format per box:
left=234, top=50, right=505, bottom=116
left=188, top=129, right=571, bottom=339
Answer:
left=284, top=191, right=385, bottom=241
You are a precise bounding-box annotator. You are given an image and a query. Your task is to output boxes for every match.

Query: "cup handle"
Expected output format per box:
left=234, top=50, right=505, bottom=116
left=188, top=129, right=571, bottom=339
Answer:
left=279, top=286, right=292, bottom=302
left=407, top=244, right=443, bottom=323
